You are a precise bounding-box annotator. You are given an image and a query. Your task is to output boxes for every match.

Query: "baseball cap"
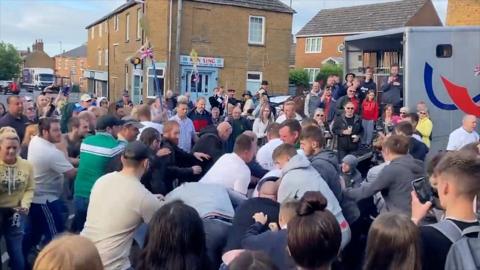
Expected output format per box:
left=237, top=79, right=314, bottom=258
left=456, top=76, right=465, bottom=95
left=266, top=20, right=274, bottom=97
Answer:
left=96, top=115, right=123, bottom=130
left=123, top=141, right=149, bottom=161
left=123, top=120, right=144, bottom=129
left=80, top=94, right=92, bottom=102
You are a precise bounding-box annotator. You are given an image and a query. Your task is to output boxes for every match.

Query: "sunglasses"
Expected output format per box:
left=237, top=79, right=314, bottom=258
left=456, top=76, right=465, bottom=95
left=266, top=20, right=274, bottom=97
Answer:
left=346, top=107, right=355, bottom=110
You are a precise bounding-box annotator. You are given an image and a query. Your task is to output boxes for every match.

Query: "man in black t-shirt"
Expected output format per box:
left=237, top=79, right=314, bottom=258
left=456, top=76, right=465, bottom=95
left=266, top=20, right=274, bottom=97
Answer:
left=411, top=151, right=480, bottom=270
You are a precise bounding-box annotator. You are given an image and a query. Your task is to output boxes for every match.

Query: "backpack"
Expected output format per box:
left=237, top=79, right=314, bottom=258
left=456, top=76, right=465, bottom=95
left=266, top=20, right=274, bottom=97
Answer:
left=429, top=219, right=480, bottom=270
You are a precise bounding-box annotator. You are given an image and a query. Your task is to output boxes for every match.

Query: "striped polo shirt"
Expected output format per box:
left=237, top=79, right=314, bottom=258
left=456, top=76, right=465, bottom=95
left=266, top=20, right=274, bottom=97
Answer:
left=74, top=132, right=125, bottom=199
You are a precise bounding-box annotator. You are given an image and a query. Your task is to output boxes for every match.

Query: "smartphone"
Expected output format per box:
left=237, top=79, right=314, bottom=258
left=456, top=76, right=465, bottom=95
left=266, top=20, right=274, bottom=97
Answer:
left=412, top=177, right=433, bottom=204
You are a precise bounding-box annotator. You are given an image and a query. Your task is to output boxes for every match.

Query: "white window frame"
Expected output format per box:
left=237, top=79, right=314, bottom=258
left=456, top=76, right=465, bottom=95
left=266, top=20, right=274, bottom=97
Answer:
left=91, top=26, right=94, bottom=39
left=305, top=37, right=322, bottom=53
left=147, top=67, right=165, bottom=98
left=125, top=13, right=130, bottom=42
left=304, top=68, right=320, bottom=84
left=248, top=16, right=265, bottom=45
left=114, top=15, right=119, bottom=31
left=98, top=50, right=102, bottom=66
left=104, top=49, right=108, bottom=66
left=99, top=23, right=102, bottom=37
left=136, top=8, right=142, bottom=40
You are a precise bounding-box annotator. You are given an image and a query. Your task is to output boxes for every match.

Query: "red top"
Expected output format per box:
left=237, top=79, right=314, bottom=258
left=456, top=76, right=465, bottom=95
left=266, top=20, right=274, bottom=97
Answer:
left=361, top=99, right=379, bottom=120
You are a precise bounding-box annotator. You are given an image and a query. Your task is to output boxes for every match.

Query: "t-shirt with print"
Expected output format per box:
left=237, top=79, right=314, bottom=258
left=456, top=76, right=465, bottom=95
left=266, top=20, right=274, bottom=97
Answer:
left=28, top=136, right=73, bottom=204
left=420, top=218, right=480, bottom=270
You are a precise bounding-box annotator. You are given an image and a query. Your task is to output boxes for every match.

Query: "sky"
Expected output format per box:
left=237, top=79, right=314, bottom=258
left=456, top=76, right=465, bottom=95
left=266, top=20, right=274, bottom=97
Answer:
left=0, top=0, right=448, bottom=56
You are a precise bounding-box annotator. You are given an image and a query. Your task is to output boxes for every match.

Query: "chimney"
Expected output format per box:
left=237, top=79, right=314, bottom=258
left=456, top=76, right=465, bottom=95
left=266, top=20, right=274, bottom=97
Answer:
left=32, top=39, right=44, bottom=52
left=27, top=47, right=31, bottom=54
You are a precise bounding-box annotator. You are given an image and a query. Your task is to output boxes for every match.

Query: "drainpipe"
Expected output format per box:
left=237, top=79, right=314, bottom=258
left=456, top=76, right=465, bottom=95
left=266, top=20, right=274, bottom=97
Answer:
left=167, top=0, right=173, bottom=92
left=175, top=0, right=183, bottom=93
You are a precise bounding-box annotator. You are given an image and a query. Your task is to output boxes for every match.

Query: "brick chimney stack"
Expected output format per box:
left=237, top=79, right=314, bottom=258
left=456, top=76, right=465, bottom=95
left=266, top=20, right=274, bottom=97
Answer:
left=32, top=39, right=44, bottom=52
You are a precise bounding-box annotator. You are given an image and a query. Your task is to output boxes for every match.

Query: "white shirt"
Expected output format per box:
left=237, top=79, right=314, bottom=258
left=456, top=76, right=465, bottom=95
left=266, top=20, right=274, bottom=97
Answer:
left=170, top=115, right=195, bottom=152
left=200, top=153, right=251, bottom=195
left=252, top=118, right=270, bottom=139
left=81, top=172, right=162, bottom=270
left=137, top=121, right=164, bottom=140
left=28, top=136, right=73, bottom=204
left=275, top=113, right=303, bottom=124
left=256, top=138, right=283, bottom=170
left=446, top=127, right=479, bottom=151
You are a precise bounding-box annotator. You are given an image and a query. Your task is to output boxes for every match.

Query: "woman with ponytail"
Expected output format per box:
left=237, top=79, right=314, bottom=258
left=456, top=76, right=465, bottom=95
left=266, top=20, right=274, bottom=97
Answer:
left=287, top=191, right=342, bottom=270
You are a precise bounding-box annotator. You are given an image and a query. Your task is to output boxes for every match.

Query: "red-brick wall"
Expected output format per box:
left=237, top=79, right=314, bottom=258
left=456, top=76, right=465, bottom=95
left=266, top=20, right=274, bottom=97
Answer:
left=295, top=35, right=346, bottom=69
left=447, top=0, right=480, bottom=26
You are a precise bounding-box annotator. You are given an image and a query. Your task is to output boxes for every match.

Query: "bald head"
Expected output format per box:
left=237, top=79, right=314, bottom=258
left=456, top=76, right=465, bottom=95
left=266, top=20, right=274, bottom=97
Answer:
left=217, top=122, right=232, bottom=141
left=259, top=181, right=278, bottom=201
left=463, top=115, right=477, bottom=133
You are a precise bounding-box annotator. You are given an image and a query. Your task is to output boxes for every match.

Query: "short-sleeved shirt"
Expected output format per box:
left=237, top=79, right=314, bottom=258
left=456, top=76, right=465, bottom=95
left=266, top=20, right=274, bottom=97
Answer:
left=74, top=132, right=125, bottom=199
left=82, top=171, right=162, bottom=270
left=446, top=127, right=479, bottom=151
left=170, top=115, right=195, bottom=153
left=200, top=153, right=251, bottom=195
left=28, top=136, right=74, bottom=204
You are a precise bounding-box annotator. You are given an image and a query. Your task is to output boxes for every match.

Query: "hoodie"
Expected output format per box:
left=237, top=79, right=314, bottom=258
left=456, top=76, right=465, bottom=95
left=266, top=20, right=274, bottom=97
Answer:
left=344, top=155, right=425, bottom=215
left=278, top=154, right=351, bottom=248
left=309, top=150, right=342, bottom=201
left=0, top=158, right=35, bottom=209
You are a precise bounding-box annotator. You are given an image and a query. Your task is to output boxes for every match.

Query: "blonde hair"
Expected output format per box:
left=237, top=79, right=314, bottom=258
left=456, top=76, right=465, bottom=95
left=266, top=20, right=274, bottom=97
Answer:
left=22, top=124, right=38, bottom=146
left=34, top=234, right=103, bottom=270
left=0, top=127, right=20, bottom=144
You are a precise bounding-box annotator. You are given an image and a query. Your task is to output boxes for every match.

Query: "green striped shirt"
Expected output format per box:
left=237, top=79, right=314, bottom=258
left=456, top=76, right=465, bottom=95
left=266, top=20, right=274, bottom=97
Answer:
left=74, top=132, right=125, bottom=198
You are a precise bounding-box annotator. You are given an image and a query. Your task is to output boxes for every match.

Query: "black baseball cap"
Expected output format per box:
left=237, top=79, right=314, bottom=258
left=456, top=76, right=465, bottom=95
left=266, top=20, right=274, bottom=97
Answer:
left=96, top=115, right=123, bottom=130
left=123, top=141, right=149, bottom=161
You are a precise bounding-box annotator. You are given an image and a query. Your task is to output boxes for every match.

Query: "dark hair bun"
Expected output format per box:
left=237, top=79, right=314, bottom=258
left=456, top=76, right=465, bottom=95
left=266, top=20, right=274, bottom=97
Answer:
left=297, top=191, right=328, bottom=216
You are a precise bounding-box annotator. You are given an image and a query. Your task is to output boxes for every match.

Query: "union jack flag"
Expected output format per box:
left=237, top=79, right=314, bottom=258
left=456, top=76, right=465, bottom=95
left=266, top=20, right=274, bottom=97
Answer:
left=475, top=65, right=480, bottom=76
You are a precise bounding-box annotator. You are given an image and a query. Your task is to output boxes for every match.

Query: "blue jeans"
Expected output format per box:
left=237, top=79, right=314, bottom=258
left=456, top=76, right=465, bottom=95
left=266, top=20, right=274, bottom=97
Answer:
left=23, top=199, right=67, bottom=260
left=0, top=212, right=25, bottom=270
left=71, top=196, right=89, bottom=233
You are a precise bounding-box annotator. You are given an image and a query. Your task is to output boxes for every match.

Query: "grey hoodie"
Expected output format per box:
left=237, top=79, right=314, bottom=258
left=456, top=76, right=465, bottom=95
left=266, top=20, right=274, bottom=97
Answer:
left=344, top=155, right=424, bottom=215
left=277, top=154, right=351, bottom=248
left=309, top=150, right=342, bottom=201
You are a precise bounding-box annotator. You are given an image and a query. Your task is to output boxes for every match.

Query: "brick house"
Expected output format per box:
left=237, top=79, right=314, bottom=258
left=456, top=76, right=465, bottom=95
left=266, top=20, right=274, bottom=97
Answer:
left=447, top=0, right=480, bottom=26
left=54, top=45, right=87, bottom=91
left=295, top=0, right=442, bottom=84
left=85, top=0, right=293, bottom=103
left=22, top=40, right=55, bottom=69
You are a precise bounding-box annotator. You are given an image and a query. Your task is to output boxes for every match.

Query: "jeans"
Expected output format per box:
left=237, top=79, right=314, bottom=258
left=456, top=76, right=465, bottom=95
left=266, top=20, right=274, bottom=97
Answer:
left=71, top=196, right=89, bottom=233
left=203, top=218, right=231, bottom=269
left=23, top=199, right=67, bottom=261
left=0, top=212, right=25, bottom=270
left=361, top=120, right=375, bottom=145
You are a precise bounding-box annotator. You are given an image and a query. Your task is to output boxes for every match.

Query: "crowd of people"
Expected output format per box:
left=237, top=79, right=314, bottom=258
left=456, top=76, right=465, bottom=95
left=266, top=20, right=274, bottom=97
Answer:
left=0, top=71, right=478, bottom=270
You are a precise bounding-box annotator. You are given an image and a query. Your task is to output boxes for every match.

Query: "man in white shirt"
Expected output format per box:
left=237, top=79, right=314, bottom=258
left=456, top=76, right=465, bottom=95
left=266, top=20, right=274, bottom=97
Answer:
left=446, top=114, right=479, bottom=151
left=136, top=104, right=163, bottom=138
left=257, top=123, right=283, bottom=170
left=276, top=101, right=303, bottom=124
left=82, top=141, right=162, bottom=270
left=200, top=134, right=256, bottom=196
left=24, top=118, right=77, bottom=257
left=170, top=101, right=197, bottom=152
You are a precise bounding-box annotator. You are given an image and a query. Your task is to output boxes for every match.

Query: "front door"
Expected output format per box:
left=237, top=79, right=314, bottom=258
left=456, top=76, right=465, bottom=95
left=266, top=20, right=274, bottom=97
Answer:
left=181, top=67, right=218, bottom=100
left=133, top=74, right=143, bottom=104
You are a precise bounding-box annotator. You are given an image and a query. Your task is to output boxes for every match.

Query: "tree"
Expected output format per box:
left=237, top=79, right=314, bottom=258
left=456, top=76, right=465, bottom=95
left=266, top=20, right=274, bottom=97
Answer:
left=289, top=69, right=309, bottom=88
left=316, top=63, right=343, bottom=86
left=0, top=42, right=22, bottom=80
